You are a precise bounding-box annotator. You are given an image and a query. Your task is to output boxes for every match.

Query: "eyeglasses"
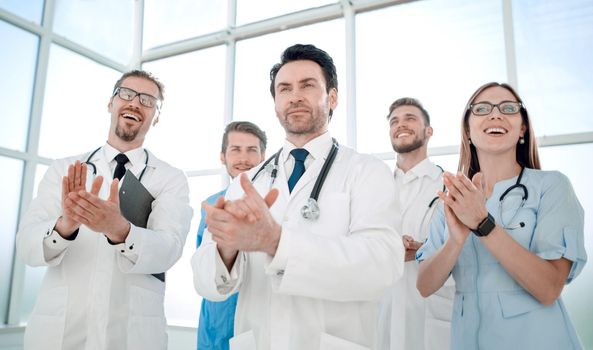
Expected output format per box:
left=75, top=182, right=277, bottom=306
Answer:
left=113, top=87, right=161, bottom=109
left=469, top=101, right=522, bottom=116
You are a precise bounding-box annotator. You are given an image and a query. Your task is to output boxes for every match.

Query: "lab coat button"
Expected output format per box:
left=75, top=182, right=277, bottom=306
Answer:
left=46, top=230, right=51, bottom=236
left=129, top=244, right=134, bottom=250
left=52, top=239, right=57, bottom=244
left=120, top=249, right=125, bottom=253
left=221, top=275, right=228, bottom=283
left=276, top=270, right=284, bottom=276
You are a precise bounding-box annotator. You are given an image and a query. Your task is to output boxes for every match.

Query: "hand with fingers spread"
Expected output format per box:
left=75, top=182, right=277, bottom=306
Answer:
left=55, top=161, right=88, bottom=238
left=205, top=173, right=280, bottom=266
left=65, top=175, right=130, bottom=243
left=402, top=235, right=423, bottom=262
left=440, top=171, right=489, bottom=231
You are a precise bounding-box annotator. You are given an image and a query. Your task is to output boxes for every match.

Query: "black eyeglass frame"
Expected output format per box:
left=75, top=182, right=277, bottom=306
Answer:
left=468, top=101, right=523, bottom=116
left=112, top=86, right=162, bottom=110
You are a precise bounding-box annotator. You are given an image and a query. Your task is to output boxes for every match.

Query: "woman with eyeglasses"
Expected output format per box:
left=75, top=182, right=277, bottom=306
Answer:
left=416, top=82, right=586, bottom=349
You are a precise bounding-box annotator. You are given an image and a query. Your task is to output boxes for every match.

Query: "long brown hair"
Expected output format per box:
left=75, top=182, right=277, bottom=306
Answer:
left=458, top=82, right=541, bottom=178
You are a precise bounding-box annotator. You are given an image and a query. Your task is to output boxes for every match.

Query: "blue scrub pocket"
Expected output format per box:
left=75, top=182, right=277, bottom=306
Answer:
left=497, top=290, right=544, bottom=318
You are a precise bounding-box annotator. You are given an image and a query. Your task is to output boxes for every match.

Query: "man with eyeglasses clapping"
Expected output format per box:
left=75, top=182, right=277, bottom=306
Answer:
left=16, top=70, right=193, bottom=350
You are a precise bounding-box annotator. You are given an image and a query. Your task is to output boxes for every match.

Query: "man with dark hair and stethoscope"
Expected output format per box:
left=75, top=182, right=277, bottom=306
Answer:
left=195, top=121, right=267, bottom=350
left=16, top=70, right=193, bottom=350
left=377, top=98, right=454, bottom=350
left=192, top=44, right=405, bottom=349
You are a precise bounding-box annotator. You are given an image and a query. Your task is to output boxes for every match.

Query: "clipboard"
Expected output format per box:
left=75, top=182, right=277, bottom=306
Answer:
left=119, top=170, right=165, bottom=282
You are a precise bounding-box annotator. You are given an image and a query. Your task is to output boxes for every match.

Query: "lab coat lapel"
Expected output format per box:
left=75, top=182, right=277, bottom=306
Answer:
left=267, top=163, right=290, bottom=219
left=127, top=158, right=148, bottom=181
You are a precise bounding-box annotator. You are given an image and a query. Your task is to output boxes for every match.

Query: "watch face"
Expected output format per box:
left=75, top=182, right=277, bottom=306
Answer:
left=474, top=213, right=495, bottom=237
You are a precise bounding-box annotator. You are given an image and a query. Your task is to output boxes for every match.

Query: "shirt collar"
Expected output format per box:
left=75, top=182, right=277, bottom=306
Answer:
left=281, top=131, right=333, bottom=163
left=395, top=158, right=442, bottom=183
left=102, top=143, right=146, bottom=167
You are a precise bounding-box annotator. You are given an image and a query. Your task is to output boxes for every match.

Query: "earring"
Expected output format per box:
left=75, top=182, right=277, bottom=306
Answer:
left=468, top=138, right=472, bottom=145
left=519, top=137, right=525, bottom=145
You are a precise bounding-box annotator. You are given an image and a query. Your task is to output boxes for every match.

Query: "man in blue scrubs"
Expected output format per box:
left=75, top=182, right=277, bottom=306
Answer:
left=196, top=121, right=266, bottom=350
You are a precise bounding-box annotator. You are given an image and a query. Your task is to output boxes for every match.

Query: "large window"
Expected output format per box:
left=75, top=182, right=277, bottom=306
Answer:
left=38, top=45, right=120, bottom=159
left=356, top=0, right=507, bottom=153
left=0, top=0, right=44, bottom=23
left=143, top=46, right=227, bottom=172
left=0, top=21, right=37, bottom=151
left=164, top=175, right=225, bottom=325
left=0, top=157, right=24, bottom=322
left=143, top=0, right=227, bottom=50
left=236, top=0, right=336, bottom=25
left=19, top=165, right=49, bottom=323
left=513, top=0, right=593, bottom=136
left=1, top=1, right=592, bottom=348
left=52, top=0, right=135, bottom=64
left=234, top=19, right=347, bottom=150
left=538, top=143, right=593, bottom=347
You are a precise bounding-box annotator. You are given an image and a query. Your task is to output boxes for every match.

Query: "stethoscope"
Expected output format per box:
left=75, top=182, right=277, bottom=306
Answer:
left=251, top=138, right=339, bottom=221
left=498, top=167, right=528, bottom=230
left=83, top=146, right=150, bottom=182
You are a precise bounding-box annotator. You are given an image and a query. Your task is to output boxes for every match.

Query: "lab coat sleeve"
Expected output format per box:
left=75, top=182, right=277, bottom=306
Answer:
left=416, top=204, right=447, bottom=262
left=16, top=159, right=76, bottom=267
left=266, top=156, right=405, bottom=302
left=191, top=228, right=246, bottom=301
left=115, top=166, right=193, bottom=275
left=531, top=171, right=586, bottom=283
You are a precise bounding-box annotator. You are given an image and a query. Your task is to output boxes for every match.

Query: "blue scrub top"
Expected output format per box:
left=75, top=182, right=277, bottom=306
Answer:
left=196, top=189, right=238, bottom=350
left=417, top=169, right=587, bottom=350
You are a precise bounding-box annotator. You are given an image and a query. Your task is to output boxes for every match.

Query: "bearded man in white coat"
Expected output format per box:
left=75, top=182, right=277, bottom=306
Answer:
left=16, top=70, right=193, bottom=350
left=192, top=44, right=405, bottom=350
left=377, top=98, right=454, bottom=350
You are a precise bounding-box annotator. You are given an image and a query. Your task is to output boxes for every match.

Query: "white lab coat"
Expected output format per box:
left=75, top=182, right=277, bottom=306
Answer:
left=377, top=159, right=454, bottom=350
left=192, top=133, right=404, bottom=350
left=16, top=144, right=193, bottom=350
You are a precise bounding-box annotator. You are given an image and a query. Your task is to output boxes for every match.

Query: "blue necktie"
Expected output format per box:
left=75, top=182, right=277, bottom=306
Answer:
left=288, top=148, right=309, bottom=193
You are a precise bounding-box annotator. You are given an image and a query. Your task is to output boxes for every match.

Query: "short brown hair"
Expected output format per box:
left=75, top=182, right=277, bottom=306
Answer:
left=386, top=97, right=430, bottom=126
left=221, top=121, right=267, bottom=153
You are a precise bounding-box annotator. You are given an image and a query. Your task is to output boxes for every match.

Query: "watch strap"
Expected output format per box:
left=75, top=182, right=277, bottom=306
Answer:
left=472, top=212, right=495, bottom=237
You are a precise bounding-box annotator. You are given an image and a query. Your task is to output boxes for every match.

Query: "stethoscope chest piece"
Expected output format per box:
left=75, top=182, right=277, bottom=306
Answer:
left=301, top=197, right=320, bottom=221
left=251, top=138, right=339, bottom=222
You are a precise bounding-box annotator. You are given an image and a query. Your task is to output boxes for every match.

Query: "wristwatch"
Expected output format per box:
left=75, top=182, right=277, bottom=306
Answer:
left=472, top=212, right=495, bottom=237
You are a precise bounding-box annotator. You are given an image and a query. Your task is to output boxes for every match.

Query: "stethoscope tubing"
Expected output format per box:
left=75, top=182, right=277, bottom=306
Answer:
left=251, top=139, right=340, bottom=220
left=83, top=146, right=150, bottom=182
